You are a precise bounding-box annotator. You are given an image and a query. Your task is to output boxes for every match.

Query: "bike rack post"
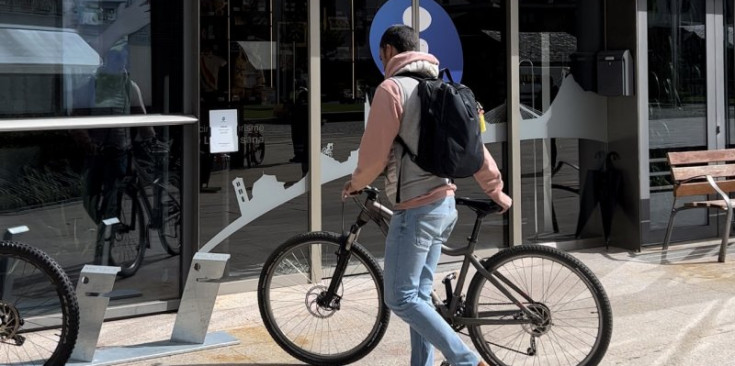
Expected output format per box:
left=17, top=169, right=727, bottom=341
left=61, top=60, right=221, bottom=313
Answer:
left=99, top=218, right=120, bottom=266
left=3, top=225, right=29, bottom=240
left=70, top=265, right=121, bottom=362
left=171, top=252, right=230, bottom=344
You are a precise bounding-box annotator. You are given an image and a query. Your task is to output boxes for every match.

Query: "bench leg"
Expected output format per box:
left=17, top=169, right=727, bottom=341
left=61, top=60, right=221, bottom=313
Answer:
left=719, top=207, right=732, bottom=263
left=663, top=204, right=679, bottom=251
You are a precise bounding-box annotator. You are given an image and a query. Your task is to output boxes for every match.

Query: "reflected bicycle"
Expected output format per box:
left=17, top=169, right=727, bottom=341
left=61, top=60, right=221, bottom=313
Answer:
left=97, top=140, right=182, bottom=277
left=258, top=186, right=612, bottom=365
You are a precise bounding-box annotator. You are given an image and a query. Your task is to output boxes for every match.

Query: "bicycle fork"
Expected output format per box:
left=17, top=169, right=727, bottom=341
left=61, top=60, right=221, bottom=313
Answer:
left=316, top=218, right=366, bottom=311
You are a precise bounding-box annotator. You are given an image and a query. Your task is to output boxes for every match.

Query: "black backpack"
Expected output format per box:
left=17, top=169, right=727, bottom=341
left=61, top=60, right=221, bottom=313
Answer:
left=396, top=68, right=485, bottom=179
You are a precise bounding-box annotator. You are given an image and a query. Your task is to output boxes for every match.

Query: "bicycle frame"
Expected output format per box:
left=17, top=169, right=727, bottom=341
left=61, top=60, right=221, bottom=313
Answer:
left=330, top=188, right=543, bottom=325
left=128, top=148, right=171, bottom=231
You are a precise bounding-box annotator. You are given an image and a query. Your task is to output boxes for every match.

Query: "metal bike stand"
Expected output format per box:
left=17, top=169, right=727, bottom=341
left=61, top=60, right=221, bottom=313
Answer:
left=171, top=252, right=231, bottom=343
left=67, top=252, right=238, bottom=366
left=3, top=225, right=29, bottom=240
left=99, top=218, right=119, bottom=266
left=70, top=265, right=121, bottom=362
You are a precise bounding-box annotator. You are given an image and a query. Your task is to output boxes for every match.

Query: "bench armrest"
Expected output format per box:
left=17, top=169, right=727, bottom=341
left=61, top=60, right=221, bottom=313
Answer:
left=705, top=175, right=733, bottom=211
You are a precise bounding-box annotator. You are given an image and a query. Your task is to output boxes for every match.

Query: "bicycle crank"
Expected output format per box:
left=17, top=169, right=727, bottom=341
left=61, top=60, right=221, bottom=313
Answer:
left=0, top=301, right=25, bottom=346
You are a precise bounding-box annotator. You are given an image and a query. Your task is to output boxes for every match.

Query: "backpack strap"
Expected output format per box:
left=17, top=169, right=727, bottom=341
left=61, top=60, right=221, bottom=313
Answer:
left=391, top=74, right=422, bottom=161
left=390, top=75, right=423, bottom=203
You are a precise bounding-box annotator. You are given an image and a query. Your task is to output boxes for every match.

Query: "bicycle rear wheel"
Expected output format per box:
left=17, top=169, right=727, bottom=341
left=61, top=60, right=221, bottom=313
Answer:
left=258, top=232, right=389, bottom=365
left=466, top=245, right=612, bottom=366
left=107, top=187, right=147, bottom=277
left=0, top=241, right=79, bottom=365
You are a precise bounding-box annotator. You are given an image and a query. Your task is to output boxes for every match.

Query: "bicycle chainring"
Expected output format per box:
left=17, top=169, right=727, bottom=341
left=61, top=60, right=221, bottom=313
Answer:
left=448, top=296, right=467, bottom=332
left=0, top=301, right=24, bottom=345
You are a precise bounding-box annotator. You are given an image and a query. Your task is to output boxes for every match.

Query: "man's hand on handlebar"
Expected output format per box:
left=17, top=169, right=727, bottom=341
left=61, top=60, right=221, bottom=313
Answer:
left=341, top=180, right=361, bottom=201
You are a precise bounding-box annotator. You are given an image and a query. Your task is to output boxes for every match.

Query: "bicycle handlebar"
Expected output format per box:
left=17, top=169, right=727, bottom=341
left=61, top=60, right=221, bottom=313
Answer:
left=353, top=186, right=504, bottom=216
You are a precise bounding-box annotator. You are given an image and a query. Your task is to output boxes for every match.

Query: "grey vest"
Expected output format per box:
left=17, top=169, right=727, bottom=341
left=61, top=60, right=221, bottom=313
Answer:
left=384, top=76, right=450, bottom=206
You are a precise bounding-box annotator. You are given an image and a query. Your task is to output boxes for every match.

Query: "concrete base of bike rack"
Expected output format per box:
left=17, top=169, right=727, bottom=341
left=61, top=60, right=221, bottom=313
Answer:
left=66, top=331, right=239, bottom=366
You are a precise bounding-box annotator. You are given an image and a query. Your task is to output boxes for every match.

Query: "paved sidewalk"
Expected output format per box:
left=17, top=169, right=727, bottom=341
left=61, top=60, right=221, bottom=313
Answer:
left=90, top=241, right=735, bottom=366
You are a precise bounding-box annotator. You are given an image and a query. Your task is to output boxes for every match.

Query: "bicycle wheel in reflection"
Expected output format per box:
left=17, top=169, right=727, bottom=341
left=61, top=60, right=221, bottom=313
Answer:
left=106, top=186, right=147, bottom=277
left=245, top=130, right=265, bottom=168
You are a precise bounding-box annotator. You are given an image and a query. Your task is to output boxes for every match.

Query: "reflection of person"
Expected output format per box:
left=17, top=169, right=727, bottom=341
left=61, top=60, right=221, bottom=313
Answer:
left=340, top=25, right=511, bottom=366
left=289, top=82, right=308, bottom=169
left=232, top=48, right=265, bottom=102
left=63, top=0, right=151, bottom=113
left=64, top=0, right=154, bottom=263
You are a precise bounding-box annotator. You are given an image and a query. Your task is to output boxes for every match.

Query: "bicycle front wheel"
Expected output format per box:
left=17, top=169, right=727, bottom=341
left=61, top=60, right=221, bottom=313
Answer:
left=107, top=187, right=147, bottom=277
left=0, top=241, right=79, bottom=365
left=466, top=245, right=612, bottom=366
left=258, top=232, right=389, bottom=365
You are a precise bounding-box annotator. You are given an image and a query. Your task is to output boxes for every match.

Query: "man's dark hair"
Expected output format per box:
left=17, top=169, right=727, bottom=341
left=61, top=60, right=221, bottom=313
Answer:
left=379, top=25, right=418, bottom=53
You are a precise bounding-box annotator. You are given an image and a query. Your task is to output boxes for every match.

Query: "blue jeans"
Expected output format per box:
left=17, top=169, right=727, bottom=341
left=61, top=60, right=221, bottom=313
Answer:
left=384, top=197, right=480, bottom=366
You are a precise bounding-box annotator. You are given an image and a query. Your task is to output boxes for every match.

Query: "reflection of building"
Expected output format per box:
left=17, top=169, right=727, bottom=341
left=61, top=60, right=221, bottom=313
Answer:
left=1, top=0, right=734, bottom=325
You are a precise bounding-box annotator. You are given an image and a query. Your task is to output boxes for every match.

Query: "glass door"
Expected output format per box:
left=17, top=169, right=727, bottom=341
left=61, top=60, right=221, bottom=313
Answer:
left=647, top=0, right=727, bottom=245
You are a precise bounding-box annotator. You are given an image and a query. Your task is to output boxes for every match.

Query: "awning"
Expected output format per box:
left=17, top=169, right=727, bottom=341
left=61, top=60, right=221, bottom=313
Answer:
left=0, top=24, right=101, bottom=74
left=235, top=41, right=276, bottom=70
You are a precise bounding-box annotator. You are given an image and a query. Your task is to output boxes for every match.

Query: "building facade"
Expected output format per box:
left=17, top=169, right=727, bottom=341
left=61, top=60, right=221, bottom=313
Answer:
left=0, top=0, right=732, bottom=315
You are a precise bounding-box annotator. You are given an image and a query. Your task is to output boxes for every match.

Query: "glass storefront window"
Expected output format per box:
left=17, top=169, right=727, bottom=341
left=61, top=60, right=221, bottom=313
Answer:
left=198, top=0, right=309, bottom=277
left=0, top=2, right=188, bottom=307
left=0, top=1, right=154, bottom=117
left=0, top=126, right=184, bottom=305
left=435, top=1, right=508, bottom=249
left=518, top=1, right=582, bottom=243
left=647, top=0, right=708, bottom=236
left=319, top=0, right=386, bottom=257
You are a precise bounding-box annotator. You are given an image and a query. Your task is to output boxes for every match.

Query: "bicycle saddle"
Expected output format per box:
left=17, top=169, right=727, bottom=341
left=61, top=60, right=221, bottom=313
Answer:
left=455, top=197, right=501, bottom=216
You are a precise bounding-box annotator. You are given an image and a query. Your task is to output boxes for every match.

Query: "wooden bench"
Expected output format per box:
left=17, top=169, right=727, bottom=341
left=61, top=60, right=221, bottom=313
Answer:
left=664, top=149, right=735, bottom=262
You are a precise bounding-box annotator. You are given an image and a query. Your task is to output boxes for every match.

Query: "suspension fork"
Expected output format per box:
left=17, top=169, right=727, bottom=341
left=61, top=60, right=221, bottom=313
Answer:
left=319, top=221, right=364, bottom=308
left=318, top=204, right=372, bottom=308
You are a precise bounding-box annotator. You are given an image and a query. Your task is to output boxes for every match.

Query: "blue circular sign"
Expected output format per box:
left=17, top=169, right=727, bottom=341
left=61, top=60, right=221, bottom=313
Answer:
left=369, top=0, right=463, bottom=82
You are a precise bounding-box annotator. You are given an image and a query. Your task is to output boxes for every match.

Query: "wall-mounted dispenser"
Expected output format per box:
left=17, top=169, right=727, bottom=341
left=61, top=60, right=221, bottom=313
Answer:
left=596, top=50, right=634, bottom=96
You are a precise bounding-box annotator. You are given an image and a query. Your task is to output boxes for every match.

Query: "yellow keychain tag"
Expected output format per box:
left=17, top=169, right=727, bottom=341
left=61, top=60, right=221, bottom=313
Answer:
left=477, top=101, right=486, bottom=133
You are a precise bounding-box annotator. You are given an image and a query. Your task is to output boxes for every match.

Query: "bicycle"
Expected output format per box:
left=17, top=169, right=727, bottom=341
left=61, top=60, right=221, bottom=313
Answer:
left=97, top=139, right=182, bottom=277
left=243, top=124, right=265, bottom=168
left=0, top=240, right=79, bottom=365
left=258, top=186, right=612, bottom=365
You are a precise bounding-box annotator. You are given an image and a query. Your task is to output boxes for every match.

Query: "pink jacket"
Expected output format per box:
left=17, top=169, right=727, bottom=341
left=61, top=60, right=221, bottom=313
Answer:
left=347, top=51, right=512, bottom=210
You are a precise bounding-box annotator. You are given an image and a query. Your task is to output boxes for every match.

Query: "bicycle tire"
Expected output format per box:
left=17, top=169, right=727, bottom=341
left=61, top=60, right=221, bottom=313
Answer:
left=258, top=232, right=390, bottom=365
left=157, top=183, right=181, bottom=256
left=246, top=133, right=265, bottom=168
left=466, top=245, right=612, bottom=366
left=107, top=186, right=147, bottom=277
left=0, top=241, right=79, bottom=365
